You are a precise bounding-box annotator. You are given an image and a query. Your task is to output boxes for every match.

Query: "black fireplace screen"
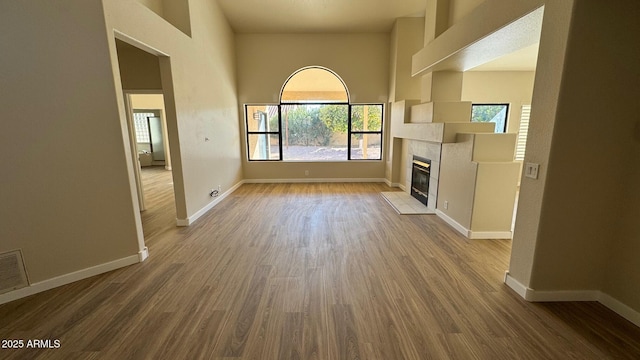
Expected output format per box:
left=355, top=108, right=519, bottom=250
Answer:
left=410, top=156, right=431, bottom=205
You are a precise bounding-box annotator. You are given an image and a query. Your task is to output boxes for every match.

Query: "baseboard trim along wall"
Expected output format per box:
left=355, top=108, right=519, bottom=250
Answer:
left=436, top=210, right=513, bottom=240
left=504, top=272, right=640, bottom=328
left=468, top=231, right=513, bottom=239
left=384, top=179, right=402, bottom=188
left=0, top=254, right=140, bottom=305
left=176, top=180, right=245, bottom=227
left=599, top=293, right=640, bottom=329
left=138, top=246, right=149, bottom=262
left=435, top=209, right=469, bottom=236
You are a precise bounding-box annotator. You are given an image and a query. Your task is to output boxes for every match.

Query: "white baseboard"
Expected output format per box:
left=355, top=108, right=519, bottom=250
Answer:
left=138, top=246, right=149, bottom=262
left=600, top=293, right=640, bottom=328
left=436, top=210, right=512, bottom=239
left=469, top=230, right=513, bottom=239
left=384, top=179, right=402, bottom=188
left=242, top=178, right=387, bottom=184
left=176, top=218, right=190, bottom=226
left=0, top=254, right=140, bottom=305
left=504, top=272, right=599, bottom=301
left=504, top=271, right=531, bottom=299
left=504, top=272, right=640, bottom=328
left=436, top=209, right=470, bottom=237
left=176, top=180, right=244, bottom=227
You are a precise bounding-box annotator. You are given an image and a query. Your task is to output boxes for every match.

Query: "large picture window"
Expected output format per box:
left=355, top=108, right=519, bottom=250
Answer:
left=245, top=66, right=383, bottom=161
left=245, top=103, right=383, bottom=161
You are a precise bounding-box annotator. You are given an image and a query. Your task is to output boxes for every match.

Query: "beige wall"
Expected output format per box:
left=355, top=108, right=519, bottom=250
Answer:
left=135, top=0, right=191, bottom=36
left=471, top=162, right=519, bottom=231
left=130, top=93, right=165, bottom=110
left=105, top=0, right=242, bottom=219
left=438, top=133, right=518, bottom=232
left=136, top=0, right=163, bottom=16
left=462, top=71, right=535, bottom=133
left=116, top=40, right=163, bottom=90
left=438, top=136, right=478, bottom=228
left=0, top=0, right=240, bottom=290
left=521, top=0, right=640, bottom=301
left=0, top=0, right=141, bottom=282
left=448, top=0, right=486, bottom=27
left=605, top=161, right=640, bottom=309
left=389, top=18, right=425, bottom=103
left=507, top=0, right=574, bottom=287
left=236, top=33, right=389, bottom=180
left=388, top=18, right=424, bottom=186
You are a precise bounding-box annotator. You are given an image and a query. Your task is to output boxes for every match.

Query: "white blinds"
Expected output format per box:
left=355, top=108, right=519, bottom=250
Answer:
left=515, top=105, right=531, bottom=161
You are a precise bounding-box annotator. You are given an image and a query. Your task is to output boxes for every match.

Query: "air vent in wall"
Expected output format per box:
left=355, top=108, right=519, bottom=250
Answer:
left=0, top=250, right=29, bottom=294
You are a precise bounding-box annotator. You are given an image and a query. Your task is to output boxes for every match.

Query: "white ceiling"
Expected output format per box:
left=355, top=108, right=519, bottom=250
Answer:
left=216, top=0, right=426, bottom=33
left=468, top=43, right=539, bottom=72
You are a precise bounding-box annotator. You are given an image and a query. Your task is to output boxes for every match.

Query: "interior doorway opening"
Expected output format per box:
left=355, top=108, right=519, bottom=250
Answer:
left=115, top=37, right=183, bottom=247
left=128, top=95, right=177, bottom=241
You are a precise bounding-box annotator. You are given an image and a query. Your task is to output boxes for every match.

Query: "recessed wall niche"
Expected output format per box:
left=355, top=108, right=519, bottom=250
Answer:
left=136, top=0, right=192, bottom=37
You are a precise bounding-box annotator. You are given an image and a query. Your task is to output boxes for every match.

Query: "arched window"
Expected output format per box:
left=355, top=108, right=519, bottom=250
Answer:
left=245, top=67, right=383, bottom=161
left=280, top=67, right=349, bottom=103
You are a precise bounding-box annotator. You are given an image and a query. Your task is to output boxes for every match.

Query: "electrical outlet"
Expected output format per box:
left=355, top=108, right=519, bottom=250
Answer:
left=304, top=170, right=309, bottom=176
left=524, top=163, right=540, bottom=179
left=443, top=200, right=449, bottom=210
left=218, top=185, right=221, bottom=192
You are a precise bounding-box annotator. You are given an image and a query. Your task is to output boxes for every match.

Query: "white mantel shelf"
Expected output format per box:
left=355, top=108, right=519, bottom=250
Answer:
left=391, top=100, right=494, bottom=144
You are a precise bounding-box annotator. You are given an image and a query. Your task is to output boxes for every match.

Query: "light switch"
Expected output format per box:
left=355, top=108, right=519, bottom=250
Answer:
left=524, top=163, right=539, bottom=179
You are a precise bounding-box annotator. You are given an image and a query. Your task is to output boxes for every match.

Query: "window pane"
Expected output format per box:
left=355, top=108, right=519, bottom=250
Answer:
left=248, top=134, right=280, bottom=160
left=246, top=105, right=279, bottom=132
left=281, top=104, right=348, bottom=161
left=350, top=133, right=382, bottom=160
left=471, top=104, right=508, bottom=133
left=133, top=112, right=153, bottom=143
left=351, top=105, right=383, bottom=131
left=281, top=67, right=348, bottom=103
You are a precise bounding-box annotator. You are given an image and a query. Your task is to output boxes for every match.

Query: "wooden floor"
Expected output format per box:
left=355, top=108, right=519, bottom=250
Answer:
left=2, top=170, right=640, bottom=359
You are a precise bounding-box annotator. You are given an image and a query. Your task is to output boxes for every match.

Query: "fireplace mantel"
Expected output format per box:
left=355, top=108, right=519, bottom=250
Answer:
left=390, top=100, right=494, bottom=144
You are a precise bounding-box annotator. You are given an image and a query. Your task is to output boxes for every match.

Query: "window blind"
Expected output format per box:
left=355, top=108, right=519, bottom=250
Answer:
left=515, top=105, right=531, bottom=161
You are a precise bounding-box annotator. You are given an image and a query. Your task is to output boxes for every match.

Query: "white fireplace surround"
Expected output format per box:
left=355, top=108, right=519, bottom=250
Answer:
left=404, top=140, right=441, bottom=210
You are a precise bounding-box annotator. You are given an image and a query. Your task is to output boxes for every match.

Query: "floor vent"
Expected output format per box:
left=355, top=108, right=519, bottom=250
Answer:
left=0, top=250, right=29, bottom=294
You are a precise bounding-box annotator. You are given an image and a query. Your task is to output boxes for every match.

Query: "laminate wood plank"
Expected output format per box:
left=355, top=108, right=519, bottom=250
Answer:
left=218, top=265, right=272, bottom=357
left=331, top=304, right=361, bottom=360
left=302, top=267, right=329, bottom=360
left=277, top=312, right=303, bottom=360
left=183, top=310, right=229, bottom=360
left=84, top=263, right=183, bottom=351
left=399, top=255, right=461, bottom=334
left=242, top=279, right=285, bottom=360
left=2, top=181, right=640, bottom=359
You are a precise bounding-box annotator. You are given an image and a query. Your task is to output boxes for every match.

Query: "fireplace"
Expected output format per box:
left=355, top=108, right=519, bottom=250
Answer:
left=411, top=156, right=431, bottom=206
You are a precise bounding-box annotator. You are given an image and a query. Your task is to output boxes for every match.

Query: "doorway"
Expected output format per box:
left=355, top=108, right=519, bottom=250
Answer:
left=115, top=37, right=184, bottom=246
left=127, top=96, right=176, bottom=240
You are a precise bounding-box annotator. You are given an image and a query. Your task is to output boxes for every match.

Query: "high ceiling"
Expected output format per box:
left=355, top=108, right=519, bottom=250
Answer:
left=216, top=0, right=426, bottom=33
left=468, top=43, right=539, bottom=72
left=215, top=0, right=538, bottom=71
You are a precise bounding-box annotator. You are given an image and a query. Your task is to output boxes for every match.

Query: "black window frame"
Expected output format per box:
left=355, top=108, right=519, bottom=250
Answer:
left=470, top=103, right=510, bottom=133
left=245, top=104, right=282, bottom=161
left=347, top=104, right=384, bottom=160
left=244, top=103, right=384, bottom=162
